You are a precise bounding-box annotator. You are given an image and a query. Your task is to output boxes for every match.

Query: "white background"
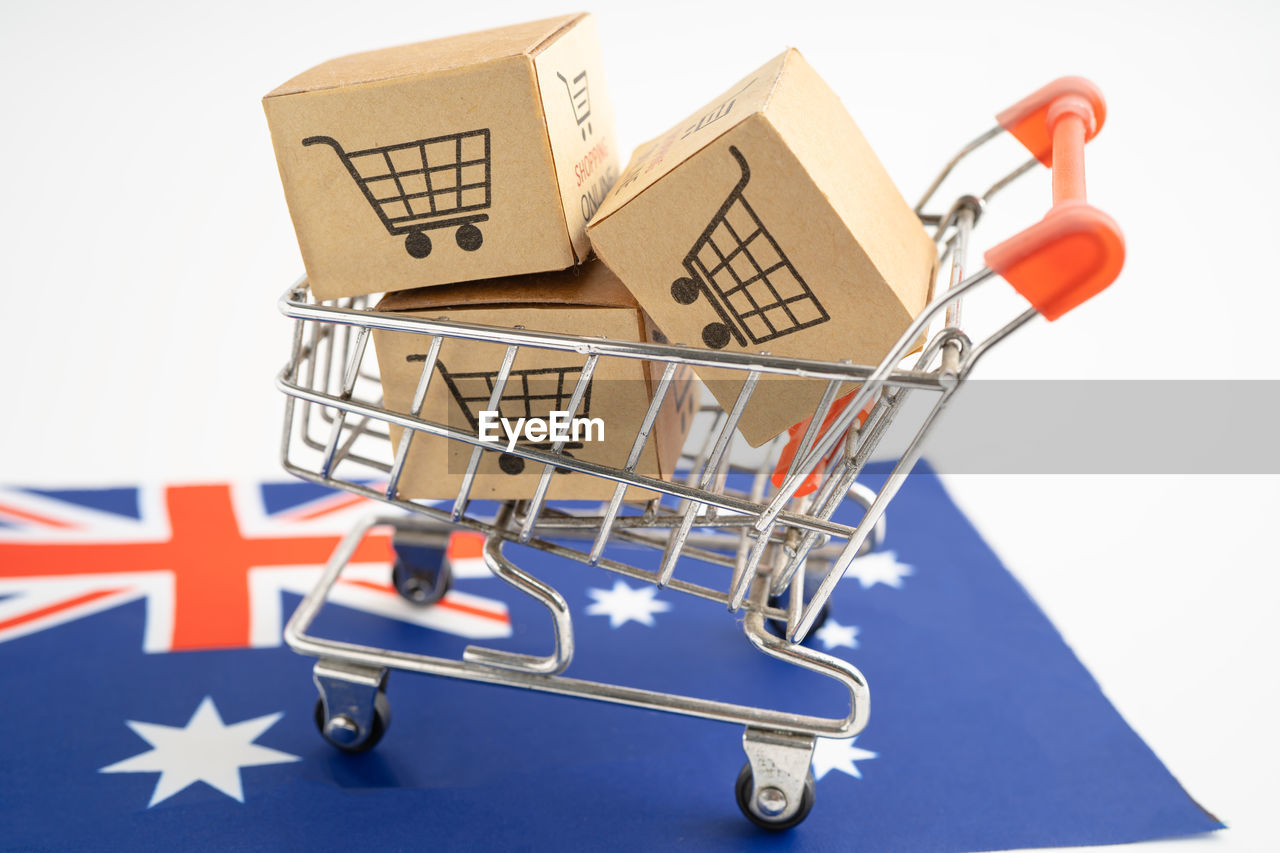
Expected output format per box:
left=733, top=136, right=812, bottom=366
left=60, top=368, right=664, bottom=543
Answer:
left=2, top=1, right=1277, bottom=849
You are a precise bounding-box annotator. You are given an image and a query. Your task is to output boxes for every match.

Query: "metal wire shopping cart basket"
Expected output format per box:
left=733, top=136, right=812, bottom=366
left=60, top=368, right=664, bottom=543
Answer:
left=430, top=359, right=594, bottom=475
left=304, top=129, right=492, bottom=259
left=275, top=77, right=1123, bottom=830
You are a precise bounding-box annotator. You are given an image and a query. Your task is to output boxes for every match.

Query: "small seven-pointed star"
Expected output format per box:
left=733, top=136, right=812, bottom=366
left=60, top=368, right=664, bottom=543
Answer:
left=100, top=696, right=299, bottom=807
left=585, top=579, right=671, bottom=628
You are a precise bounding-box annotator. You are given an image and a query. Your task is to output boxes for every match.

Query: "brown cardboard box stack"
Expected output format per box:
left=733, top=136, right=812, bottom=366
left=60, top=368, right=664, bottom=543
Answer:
left=264, top=14, right=696, bottom=499
left=265, top=17, right=937, bottom=496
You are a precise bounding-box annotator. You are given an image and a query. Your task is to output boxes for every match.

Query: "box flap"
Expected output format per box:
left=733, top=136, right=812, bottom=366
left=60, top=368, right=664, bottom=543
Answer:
left=265, top=13, right=585, bottom=98
left=588, top=50, right=788, bottom=227
left=375, top=259, right=639, bottom=312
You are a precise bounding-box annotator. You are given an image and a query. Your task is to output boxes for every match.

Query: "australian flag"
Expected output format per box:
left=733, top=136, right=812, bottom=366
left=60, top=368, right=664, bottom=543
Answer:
left=0, top=464, right=1220, bottom=850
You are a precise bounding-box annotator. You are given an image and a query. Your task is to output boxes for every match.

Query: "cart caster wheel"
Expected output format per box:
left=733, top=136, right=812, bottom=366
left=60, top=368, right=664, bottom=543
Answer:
left=405, top=231, right=432, bottom=258
left=671, top=277, right=700, bottom=304
left=702, top=322, right=731, bottom=349
left=555, top=449, right=574, bottom=475
left=765, top=570, right=831, bottom=640
left=765, top=593, right=830, bottom=640
left=499, top=452, right=525, bottom=475
left=314, top=691, right=389, bottom=754
left=735, top=762, right=815, bottom=830
left=392, top=560, right=450, bottom=605
left=456, top=223, right=483, bottom=251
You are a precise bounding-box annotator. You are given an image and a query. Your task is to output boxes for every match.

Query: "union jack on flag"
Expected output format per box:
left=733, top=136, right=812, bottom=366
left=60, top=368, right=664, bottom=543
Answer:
left=0, top=481, right=508, bottom=652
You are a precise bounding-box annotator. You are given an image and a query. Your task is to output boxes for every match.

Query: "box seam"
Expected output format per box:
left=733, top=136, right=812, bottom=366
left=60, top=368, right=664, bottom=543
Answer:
left=759, top=46, right=795, bottom=114
left=528, top=12, right=588, bottom=58
left=528, top=51, right=583, bottom=263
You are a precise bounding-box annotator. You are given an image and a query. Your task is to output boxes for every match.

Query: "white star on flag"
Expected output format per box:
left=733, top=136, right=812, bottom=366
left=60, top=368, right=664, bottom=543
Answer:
left=100, top=696, right=299, bottom=806
left=811, top=736, right=878, bottom=781
left=814, top=618, right=859, bottom=650
left=843, top=550, right=913, bottom=589
left=585, top=579, right=671, bottom=628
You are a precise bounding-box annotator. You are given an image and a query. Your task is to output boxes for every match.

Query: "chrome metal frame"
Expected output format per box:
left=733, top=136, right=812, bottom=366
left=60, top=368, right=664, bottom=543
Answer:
left=278, top=121, right=1044, bottom=827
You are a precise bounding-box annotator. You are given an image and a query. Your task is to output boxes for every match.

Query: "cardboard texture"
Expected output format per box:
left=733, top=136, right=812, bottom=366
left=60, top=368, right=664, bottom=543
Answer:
left=587, top=49, right=937, bottom=446
left=372, top=261, right=698, bottom=500
left=264, top=14, right=619, bottom=301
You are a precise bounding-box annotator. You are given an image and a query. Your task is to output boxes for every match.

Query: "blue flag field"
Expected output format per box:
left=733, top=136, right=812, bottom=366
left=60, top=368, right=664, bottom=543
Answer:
left=0, top=464, right=1220, bottom=850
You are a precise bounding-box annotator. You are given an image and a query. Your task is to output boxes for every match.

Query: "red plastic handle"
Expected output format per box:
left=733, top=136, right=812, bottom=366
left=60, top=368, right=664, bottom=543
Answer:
left=770, top=391, right=873, bottom=497
left=985, top=77, right=1124, bottom=320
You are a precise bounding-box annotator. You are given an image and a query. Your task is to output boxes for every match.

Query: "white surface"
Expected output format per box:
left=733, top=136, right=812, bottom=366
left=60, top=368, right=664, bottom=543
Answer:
left=2, top=1, right=1277, bottom=849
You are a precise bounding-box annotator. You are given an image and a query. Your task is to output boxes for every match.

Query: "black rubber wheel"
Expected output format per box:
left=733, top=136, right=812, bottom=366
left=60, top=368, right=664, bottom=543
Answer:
left=314, top=691, right=390, bottom=754
left=498, top=453, right=525, bottom=475
left=405, top=231, right=432, bottom=258
left=671, top=277, right=701, bottom=304
left=735, top=763, right=815, bottom=831
left=702, top=322, right=732, bottom=349
left=765, top=572, right=831, bottom=639
left=391, top=559, right=450, bottom=605
left=765, top=594, right=830, bottom=640
left=554, top=449, right=574, bottom=476
left=455, top=223, right=483, bottom=251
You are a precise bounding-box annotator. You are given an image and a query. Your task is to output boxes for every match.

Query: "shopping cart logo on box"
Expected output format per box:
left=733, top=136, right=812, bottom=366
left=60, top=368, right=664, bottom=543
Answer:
left=556, top=70, right=592, bottom=140
left=408, top=356, right=595, bottom=476
left=670, top=145, right=830, bottom=349
left=681, top=78, right=757, bottom=141
left=304, top=129, right=492, bottom=260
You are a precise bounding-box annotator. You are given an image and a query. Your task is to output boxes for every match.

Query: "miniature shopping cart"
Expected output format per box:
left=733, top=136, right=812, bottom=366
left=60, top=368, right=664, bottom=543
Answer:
left=304, top=130, right=492, bottom=259
left=425, top=357, right=594, bottom=475
left=556, top=70, right=592, bottom=139
left=670, top=145, right=830, bottom=350
left=276, top=78, right=1123, bottom=830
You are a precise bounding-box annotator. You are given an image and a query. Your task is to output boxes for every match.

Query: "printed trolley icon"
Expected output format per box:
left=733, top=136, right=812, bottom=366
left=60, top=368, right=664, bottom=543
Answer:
left=556, top=70, right=592, bottom=140
left=671, top=145, right=830, bottom=349
left=415, top=357, right=594, bottom=476
left=304, top=129, right=492, bottom=260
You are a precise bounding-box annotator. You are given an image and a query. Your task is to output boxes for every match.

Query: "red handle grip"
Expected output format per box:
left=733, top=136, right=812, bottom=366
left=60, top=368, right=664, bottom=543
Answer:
left=985, top=77, right=1125, bottom=320
left=770, top=391, right=873, bottom=498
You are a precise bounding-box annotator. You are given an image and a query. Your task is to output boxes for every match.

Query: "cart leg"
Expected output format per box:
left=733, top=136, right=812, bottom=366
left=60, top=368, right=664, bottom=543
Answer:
left=460, top=504, right=574, bottom=675
left=734, top=574, right=867, bottom=828
left=455, top=223, right=483, bottom=252
left=405, top=231, right=432, bottom=258
left=390, top=528, right=451, bottom=605
left=312, top=660, right=390, bottom=753
left=737, top=728, right=817, bottom=830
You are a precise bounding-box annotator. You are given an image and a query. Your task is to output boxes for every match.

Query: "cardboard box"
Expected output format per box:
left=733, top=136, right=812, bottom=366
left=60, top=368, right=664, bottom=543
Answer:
left=371, top=262, right=698, bottom=501
left=586, top=49, right=936, bottom=447
left=264, top=14, right=619, bottom=301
